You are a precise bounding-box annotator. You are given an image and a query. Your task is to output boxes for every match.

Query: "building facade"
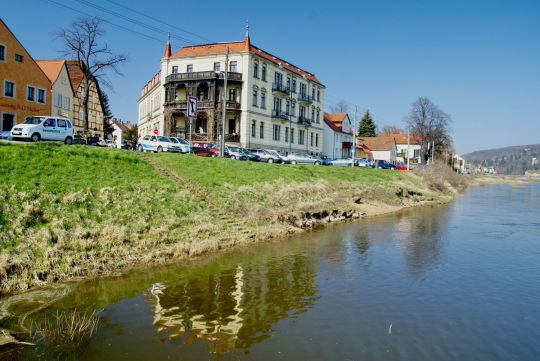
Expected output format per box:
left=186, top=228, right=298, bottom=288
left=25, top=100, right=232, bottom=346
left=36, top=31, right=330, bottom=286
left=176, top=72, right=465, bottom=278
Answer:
left=322, top=112, right=354, bottom=158
left=36, top=60, right=74, bottom=120
left=389, top=134, right=422, bottom=164
left=65, top=60, right=105, bottom=139
left=358, top=136, right=397, bottom=162
left=0, top=18, right=51, bottom=132
left=138, top=32, right=325, bottom=155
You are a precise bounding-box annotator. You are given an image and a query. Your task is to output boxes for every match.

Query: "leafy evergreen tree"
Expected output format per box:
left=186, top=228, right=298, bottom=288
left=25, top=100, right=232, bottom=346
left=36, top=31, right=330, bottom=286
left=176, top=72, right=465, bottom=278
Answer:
left=358, top=110, right=377, bottom=137
left=100, top=90, right=114, bottom=138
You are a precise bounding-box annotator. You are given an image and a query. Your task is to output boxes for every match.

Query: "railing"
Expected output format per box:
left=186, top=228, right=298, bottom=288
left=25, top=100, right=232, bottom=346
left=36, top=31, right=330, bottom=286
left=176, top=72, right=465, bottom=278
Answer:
left=218, top=100, right=241, bottom=110
left=225, top=134, right=240, bottom=142
left=272, top=82, right=290, bottom=95
left=271, top=109, right=289, bottom=121
left=298, top=93, right=312, bottom=104
left=165, top=71, right=242, bottom=83
left=298, top=115, right=312, bottom=126
left=165, top=100, right=216, bottom=109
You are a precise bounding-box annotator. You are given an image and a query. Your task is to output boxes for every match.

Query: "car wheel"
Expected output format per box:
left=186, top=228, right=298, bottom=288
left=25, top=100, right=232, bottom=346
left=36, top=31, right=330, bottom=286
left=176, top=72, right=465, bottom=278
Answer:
left=31, top=133, right=41, bottom=142
left=65, top=137, right=73, bottom=145
left=137, top=145, right=143, bottom=152
left=232, top=155, right=237, bottom=160
left=314, top=161, right=321, bottom=165
left=156, top=146, right=163, bottom=153
left=291, top=160, right=297, bottom=165
left=211, top=153, right=217, bottom=158
left=268, top=158, right=274, bottom=164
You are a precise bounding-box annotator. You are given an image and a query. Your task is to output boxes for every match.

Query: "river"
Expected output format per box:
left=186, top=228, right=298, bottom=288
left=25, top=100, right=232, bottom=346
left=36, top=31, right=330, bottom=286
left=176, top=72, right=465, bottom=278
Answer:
left=5, top=183, right=540, bottom=360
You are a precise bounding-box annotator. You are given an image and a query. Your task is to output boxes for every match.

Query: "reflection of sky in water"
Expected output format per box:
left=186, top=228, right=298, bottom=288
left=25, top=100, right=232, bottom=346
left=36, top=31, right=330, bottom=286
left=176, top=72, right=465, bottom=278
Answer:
left=12, top=183, right=540, bottom=361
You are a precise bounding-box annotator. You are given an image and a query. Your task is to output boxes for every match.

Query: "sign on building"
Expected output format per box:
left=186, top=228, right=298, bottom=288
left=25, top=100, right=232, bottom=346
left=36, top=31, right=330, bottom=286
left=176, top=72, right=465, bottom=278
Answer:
left=187, top=96, right=198, bottom=118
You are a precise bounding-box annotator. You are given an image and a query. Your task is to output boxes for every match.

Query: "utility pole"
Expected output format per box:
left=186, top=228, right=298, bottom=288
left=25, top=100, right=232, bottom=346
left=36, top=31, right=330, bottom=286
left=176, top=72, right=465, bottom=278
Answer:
left=220, top=47, right=229, bottom=157
left=407, top=129, right=410, bottom=170
left=352, top=105, right=358, bottom=167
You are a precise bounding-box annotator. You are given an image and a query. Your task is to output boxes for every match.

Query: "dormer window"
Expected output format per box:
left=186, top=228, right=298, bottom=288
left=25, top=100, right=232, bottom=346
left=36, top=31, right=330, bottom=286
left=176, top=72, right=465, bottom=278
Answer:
left=15, top=54, right=23, bottom=62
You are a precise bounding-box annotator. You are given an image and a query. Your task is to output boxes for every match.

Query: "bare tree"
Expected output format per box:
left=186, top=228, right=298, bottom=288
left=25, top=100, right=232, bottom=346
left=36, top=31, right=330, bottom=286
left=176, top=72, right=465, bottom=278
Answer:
left=405, top=97, right=452, bottom=163
left=57, top=17, right=127, bottom=135
left=380, top=125, right=404, bottom=134
left=329, top=100, right=349, bottom=113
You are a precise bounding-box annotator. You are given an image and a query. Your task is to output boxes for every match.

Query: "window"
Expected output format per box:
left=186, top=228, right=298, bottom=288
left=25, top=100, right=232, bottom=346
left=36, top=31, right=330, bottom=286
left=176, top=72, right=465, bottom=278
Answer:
left=4, top=81, right=15, bottom=97
left=229, top=88, right=237, bottom=102
left=1, top=113, right=15, bottom=131
left=290, top=128, right=294, bottom=143
left=186, top=64, right=193, bottom=72
left=310, top=132, right=314, bottom=146
left=273, top=97, right=281, bottom=112
left=251, top=120, right=256, bottom=137
left=15, top=54, right=23, bottom=62
left=27, top=86, right=35, bottom=101
left=262, top=64, right=267, bottom=81
left=43, top=118, right=56, bottom=127
left=286, top=76, right=291, bottom=90
left=291, top=101, right=296, bottom=116
left=57, top=119, right=67, bottom=128
left=317, top=89, right=320, bottom=102
left=55, top=93, right=62, bottom=107
left=214, top=62, right=220, bottom=72
left=292, top=78, right=296, bottom=92
left=37, top=88, right=45, bottom=104
left=172, top=66, right=178, bottom=73
left=261, top=92, right=266, bottom=108
left=253, top=61, right=259, bottom=78
left=274, top=71, right=282, bottom=85
left=285, top=127, right=289, bottom=142
left=298, top=129, right=305, bottom=145
left=414, top=149, right=421, bottom=158
left=315, top=133, right=319, bottom=147
left=300, top=83, right=307, bottom=97
left=316, top=109, right=320, bottom=123
left=229, top=61, right=237, bottom=73
left=286, top=100, right=290, bottom=115
left=312, top=88, right=315, bottom=99
left=260, top=122, right=264, bottom=138
left=64, top=96, right=70, bottom=110
left=311, top=108, right=315, bottom=121
left=273, top=124, right=281, bottom=141
left=0, top=44, right=5, bottom=61
left=252, top=90, right=258, bottom=106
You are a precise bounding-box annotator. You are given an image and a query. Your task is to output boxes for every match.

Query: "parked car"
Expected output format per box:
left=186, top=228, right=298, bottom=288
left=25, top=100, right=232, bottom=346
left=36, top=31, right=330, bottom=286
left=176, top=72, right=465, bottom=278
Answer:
left=248, top=149, right=282, bottom=163
left=320, top=156, right=333, bottom=165
left=265, top=149, right=288, bottom=164
left=105, top=139, right=116, bottom=148
left=137, top=135, right=183, bottom=153
left=10, top=116, right=74, bottom=144
left=239, top=148, right=261, bottom=162
left=329, top=158, right=354, bottom=167
left=395, top=163, right=409, bottom=170
left=355, top=158, right=370, bottom=167
left=225, top=146, right=248, bottom=160
left=0, top=130, right=11, bottom=140
left=375, top=160, right=396, bottom=169
left=191, top=141, right=220, bottom=157
left=285, top=153, right=322, bottom=165
left=169, top=137, right=191, bottom=153
left=86, top=136, right=101, bottom=146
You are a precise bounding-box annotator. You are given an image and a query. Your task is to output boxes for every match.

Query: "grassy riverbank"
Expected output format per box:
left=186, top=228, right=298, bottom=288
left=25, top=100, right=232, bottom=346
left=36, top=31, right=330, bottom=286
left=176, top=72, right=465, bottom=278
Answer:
left=0, top=142, right=457, bottom=294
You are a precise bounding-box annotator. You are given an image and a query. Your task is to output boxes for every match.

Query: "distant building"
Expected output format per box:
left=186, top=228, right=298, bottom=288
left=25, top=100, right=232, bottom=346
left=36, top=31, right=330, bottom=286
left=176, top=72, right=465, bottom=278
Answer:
left=322, top=112, right=354, bottom=158
left=0, top=18, right=51, bottom=132
left=453, top=155, right=466, bottom=173
left=109, top=119, right=133, bottom=148
left=65, top=60, right=105, bottom=139
left=35, top=60, right=74, bottom=120
left=358, top=136, right=397, bottom=162
left=138, top=30, right=325, bottom=155
left=388, top=134, right=422, bottom=164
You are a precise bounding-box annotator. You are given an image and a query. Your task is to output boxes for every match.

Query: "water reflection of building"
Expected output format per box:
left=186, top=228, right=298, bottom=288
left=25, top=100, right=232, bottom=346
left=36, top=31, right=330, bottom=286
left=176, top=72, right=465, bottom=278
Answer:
left=147, top=255, right=319, bottom=353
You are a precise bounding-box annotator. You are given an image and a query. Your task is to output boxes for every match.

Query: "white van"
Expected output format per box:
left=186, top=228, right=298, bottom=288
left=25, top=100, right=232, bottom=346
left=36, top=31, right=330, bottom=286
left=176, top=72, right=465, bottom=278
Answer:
left=10, top=116, right=74, bottom=144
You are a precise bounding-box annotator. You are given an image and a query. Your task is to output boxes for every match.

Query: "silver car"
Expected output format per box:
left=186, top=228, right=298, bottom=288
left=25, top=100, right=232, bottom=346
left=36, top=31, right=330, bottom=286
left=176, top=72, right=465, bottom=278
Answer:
left=329, top=158, right=354, bottom=167
left=169, top=137, right=191, bottom=153
left=286, top=153, right=322, bottom=165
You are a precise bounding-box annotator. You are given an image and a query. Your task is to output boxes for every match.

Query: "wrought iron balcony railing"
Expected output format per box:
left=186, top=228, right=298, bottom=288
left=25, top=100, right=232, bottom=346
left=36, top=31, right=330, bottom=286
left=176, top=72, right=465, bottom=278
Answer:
left=271, top=109, right=289, bottom=121
left=272, top=82, right=290, bottom=95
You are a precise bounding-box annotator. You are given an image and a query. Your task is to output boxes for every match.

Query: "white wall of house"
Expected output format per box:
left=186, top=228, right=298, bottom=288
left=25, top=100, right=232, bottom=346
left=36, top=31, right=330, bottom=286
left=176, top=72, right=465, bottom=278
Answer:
left=111, top=123, right=123, bottom=148
left=396, top=143, right=422, bottom=163
left=323, top=125, right=354, bottom=158
left=51, top=63, right=74, bottom=120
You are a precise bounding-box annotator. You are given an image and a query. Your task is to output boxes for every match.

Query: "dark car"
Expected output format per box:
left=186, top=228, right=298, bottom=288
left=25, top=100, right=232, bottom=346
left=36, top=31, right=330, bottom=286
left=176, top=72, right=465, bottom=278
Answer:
left=225, top=146, right=248, bottom=160
left=321, top=156, right=333, bottom=165
left=87, top=137, right=101, bottom=146
left=191, top=141, right=220, bottom=157
left=375, top=160, right=396, bottom=169
left=239, top=148, right=261, bottom=161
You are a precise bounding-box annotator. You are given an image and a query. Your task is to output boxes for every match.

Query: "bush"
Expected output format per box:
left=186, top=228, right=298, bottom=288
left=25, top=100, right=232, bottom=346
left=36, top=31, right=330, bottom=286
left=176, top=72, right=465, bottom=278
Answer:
left=413, top=160, right=468, bottom=193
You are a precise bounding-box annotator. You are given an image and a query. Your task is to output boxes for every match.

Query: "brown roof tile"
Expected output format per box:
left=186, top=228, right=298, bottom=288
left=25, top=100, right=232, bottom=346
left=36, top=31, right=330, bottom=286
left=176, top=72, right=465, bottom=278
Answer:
left=35, top=60, right=65, bottom=83
left=358, top=136, right=396, bottom=151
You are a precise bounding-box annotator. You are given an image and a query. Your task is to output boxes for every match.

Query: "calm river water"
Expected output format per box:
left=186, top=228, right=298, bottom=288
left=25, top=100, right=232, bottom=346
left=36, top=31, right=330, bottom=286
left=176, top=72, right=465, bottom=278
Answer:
left=13, top=183, right=540, bottom=360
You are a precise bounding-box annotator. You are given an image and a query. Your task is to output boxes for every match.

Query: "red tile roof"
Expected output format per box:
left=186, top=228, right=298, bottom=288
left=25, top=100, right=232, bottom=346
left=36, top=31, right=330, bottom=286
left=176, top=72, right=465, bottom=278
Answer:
left=323, top=112, right=350, bottom=133
left=111, top=119, right=133, bottom=132
left=170, top=36, right=323, bottom=85
left=65, top=59, right=86, bottom=91
left=381, top=133, right=421, bottom=145
left=35, top=60, right=65, bottom=83
left=358, top=136, right=396, bottom=151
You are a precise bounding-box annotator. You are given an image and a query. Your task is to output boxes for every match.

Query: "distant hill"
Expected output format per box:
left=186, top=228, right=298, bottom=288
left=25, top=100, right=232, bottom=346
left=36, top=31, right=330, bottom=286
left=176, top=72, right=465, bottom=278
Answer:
left=464, top=144, right=540, bottom=175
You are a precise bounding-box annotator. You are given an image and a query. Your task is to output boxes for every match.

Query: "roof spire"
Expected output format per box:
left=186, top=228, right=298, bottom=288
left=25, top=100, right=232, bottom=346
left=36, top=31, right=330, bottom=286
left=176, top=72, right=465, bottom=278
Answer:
left=244, top=19, right=251, bottom=50
left=163, top=32, right=171, bottom=58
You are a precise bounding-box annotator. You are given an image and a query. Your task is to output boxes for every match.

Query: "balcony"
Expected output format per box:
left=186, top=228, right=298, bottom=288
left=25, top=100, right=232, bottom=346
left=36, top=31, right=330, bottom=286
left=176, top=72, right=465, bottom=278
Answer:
left=298, top=115, right=312, bottom=126
left=165, top=100, right=216, bottom=110
left=224, top=134, right=240, bottom=143
left=297, top=93, right=312, bottom=105
left=218, top=100, right=241, bottom=110
left=272, top=82, right=290, bottom=96
left=165, top=71, right=242, bottom=84
left=271, top=109, right=289, bottom=121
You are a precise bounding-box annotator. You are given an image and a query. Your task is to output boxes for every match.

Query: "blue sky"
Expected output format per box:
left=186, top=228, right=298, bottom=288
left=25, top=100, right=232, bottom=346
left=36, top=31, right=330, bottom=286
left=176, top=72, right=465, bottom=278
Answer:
left=2, top=0, right=539, bottom=153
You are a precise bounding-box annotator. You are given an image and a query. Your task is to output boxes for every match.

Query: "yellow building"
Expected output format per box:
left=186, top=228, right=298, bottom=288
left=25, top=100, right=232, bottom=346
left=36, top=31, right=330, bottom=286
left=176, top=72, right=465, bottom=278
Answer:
left=0, top=18, right=51, bottom=131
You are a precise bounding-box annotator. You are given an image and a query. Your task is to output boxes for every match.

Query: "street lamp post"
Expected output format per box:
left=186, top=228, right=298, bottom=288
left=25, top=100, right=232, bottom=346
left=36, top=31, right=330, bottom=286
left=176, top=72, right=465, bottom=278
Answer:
left=219, top=47, right=229, bottom=157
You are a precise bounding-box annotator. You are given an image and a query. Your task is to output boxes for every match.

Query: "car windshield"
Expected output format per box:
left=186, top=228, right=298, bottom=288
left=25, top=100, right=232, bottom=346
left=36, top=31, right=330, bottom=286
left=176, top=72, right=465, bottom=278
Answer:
left=24, top=117, right=45, bottom=125
left=267, top=151, right=280, bottom=157
left=157, top=136, right=171, bottom=142
left=169, top=138, right=179, bottom=143
left=175, top=138, right=188, bottom=145
left=228, top=147, right=240, bottom=152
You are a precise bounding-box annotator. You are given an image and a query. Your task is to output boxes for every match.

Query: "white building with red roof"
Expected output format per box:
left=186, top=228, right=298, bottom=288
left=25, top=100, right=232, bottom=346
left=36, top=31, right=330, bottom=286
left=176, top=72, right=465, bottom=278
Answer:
left=138, top=29, right=325, bottom=155
left=323, top=112, right=354, bottom=158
